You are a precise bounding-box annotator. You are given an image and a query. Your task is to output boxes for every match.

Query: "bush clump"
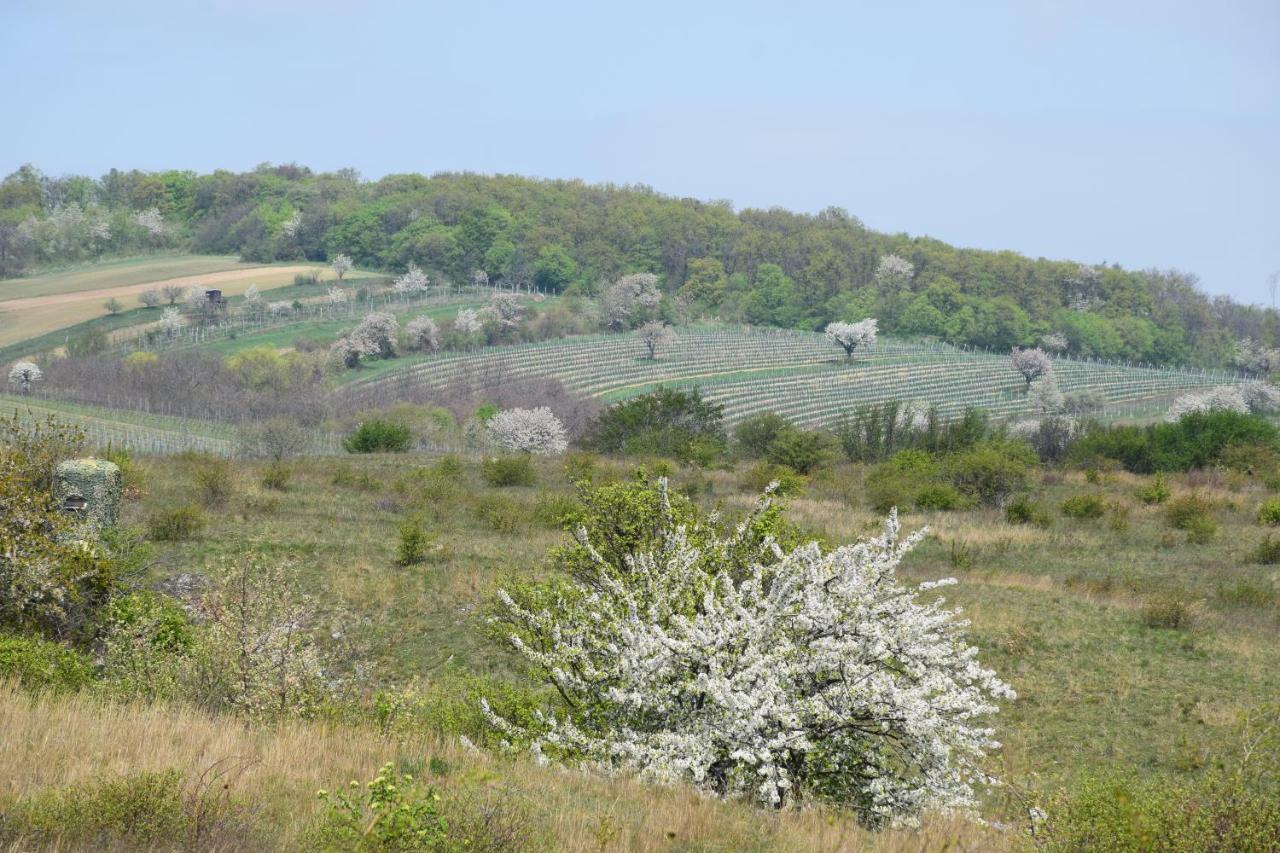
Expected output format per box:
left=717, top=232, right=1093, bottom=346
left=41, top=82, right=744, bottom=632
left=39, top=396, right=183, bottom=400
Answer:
left=1247, top=534, right=1280, bottom=564
left=481, top=455, right=536, bottom=487
left=343, top=420, right=413, bottom=454
left=1140, top=593, right=1198, bottom=630
left=1061, top=493, right=1107, bottom=519
left=1165, top=494, right=1214, bottom=530
left=0, top=633, right=93, bottom=691
left=1135, top=473, right=1171, bottom=505
left=739, top=462, right=805, bottom=497
left=1257, top=499, right=1280, bottom=526
left=146, top=505, right=206, bottom=542
left=944, top=439, right=1037, bottom=507
left=397, top=517, right=435, bottom=566
left=584, top=387, right=727, bottom=465
left=914, top=483, right=965, bottom=511
left=1005, top=495, right=1052, bottom=527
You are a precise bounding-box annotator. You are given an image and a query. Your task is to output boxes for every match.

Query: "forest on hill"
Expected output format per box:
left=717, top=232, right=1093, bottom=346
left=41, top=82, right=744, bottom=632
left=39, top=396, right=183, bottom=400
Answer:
left=1, top=162, right=1275, bottom=370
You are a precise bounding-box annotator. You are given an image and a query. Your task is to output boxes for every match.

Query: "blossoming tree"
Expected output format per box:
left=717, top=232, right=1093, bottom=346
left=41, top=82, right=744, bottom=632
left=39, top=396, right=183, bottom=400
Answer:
left=637, top=321, right=677, bottom=360
left=7, top=361, right=42, bottom=393
left=405, top=316, right=440, bottom=352
left=331, top=253, right=353, bottom=281
left=1010, top=347, right=1052, bottom=390
left=393, top=264, right=430, bottom=297
left=487, top=407, right=569, bottom=455
left=825, top=318, right=877, bottom=361
left=487, top=479, right=1014, bottom=825
left=601, top=273, right=662, bottom=330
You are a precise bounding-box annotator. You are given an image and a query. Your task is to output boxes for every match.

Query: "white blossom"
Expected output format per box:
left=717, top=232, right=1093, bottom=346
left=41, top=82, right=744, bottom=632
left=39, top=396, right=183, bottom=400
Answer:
left=1028, top=373, right=1064, bottom=414
left=330, top=253, right=353, bottom=280
left=484, top=292, right=525, bottom=328
left=326, top=286, right=348, bottom=305
left=637, top=321, right=677, bottom=360
left=159, top=307, right=186, bottom=336
left=267, top=300, right=293, bottom=317
left=405, top=316, right=440, bottom=352
left=1168, top=382, right=1280, bottom=420
left=488, top=484, right=1013, bottom=823
left=601, top=273, right=662, bottom=330
left=874, top=254, right=914, bottom=290
left=1040, top=332, right=1068, bottom=352
left=472, top=269, right=490, bottom=288
left=393, top=264, right=430, bottom=297
left=183, top=285, right=209, bottom=309
left=90, top=219, right=111, bottom=243
left=825, top=318, right=878, bottom=361
left=487, top=407, right=569, bottom=455
left=243, top=285, right=262, bottom=309
left=7, top=361, right=42, bottom=393
left=280, top=210, right=302, bottom=238
left=454, top=308, right=484, bottom=336
left=1010, top=347, right=1052, bottom=389
left=135, top=207, right=165, bottom=237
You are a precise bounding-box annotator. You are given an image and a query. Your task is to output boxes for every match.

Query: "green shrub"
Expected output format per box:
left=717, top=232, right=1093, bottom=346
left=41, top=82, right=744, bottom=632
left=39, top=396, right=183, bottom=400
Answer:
left=1069, top=409, right=1280, bottom=474
left=531, top=492, right=582, bottom=529
left=765, top=428, right=835, bottom=474
left=192, top=456, right=234, bottom=506
left=739, top=462, right=805, bottom=497
left=1184, top=514, right=1218, bottom=544
left=914, top=484, right=965, bottom=511
left=397, top=517, right=435, bottom=566
left=945, top=439, right=1037, bottom=507
left=104, top=592, right=194, bottom=654
left=1220, top=441, right=1280, bottom=478
left=1257, top=499, right=1280, bottom=526
left=311, top=763, right=445, bottom=851
left=562, top=451, right=599, bottom=484
left=481, top=455, right=536, bottom=487
left=1247, top=534, right=1280, bottom=564
left=1215, top=578, right=1278, bottom=609
left=1061, top=493, right=1107, bottom=519
left=261, top=461, right=291, bottom=491
left=734, top=411, right=792, bottom=458
left=473, top=494, right=526, bottom=532
left=0, top=633, right=92, bottom=690
left=1107, top=501, right=1130, bottom=531
left=343, top=420, right=413, bottom=454
left=431, top=454, right=464, bottom=479
left=1164, top=493, right=1214, bottom=530
left=146, top=505, right=205, bottom=541
left=1005, top=495, right=1052, bottom=527
left=1140, top=593, right=1197, bottom=630
left=1135, top=473, right=1171, bottom=505
left=584, top=387, right=727, bottom=465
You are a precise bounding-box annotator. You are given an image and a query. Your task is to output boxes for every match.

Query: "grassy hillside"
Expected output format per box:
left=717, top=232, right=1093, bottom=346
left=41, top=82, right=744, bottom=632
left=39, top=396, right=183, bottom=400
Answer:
left=344, top=326, right=1244, bottom=428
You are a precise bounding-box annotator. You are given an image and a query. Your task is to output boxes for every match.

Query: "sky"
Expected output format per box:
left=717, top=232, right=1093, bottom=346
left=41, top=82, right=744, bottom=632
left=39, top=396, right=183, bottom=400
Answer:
left=2, top=0, right=1277, bottom=302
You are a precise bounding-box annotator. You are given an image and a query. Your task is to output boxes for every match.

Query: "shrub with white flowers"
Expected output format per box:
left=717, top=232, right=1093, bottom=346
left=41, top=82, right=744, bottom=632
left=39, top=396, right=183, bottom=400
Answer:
left=601, top=273, right=662, bottom=330
left=1168, top=382, right=1280, bottom=421
left=1010, top=347, right=1052, bottom=389
left=454, top=308, right=484, bottom=336
left=487, top=479, right=1014, bottom=825
left=331, top=253, right=353, bottom=280
left=405, top=316, right=440, bottom=352
left=1040, top=332, right=1069, bottom=353
left=637, top=321, right=677, bottom=360
left=326, top=286, right=348, bottom=305
left=267, top=300, right=293, bottom=318
left=332, top=312, right=399, bottom=368
left=159, top=306, right=185, bottom=336
left=393, top=264, right=430, bottom=297
left=486, top=407, right=569, bottom=455
left=7, top=361, right=42, bottom=393
left=874, top=254, right=914, bottom=291
left=484, top=292, right=525, bottom=329
left=825, top=318, right=877, bottom=361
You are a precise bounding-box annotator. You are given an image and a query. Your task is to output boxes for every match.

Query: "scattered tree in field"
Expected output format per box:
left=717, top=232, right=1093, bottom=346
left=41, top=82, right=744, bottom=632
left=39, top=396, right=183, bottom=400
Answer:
left=454, top=308, right=483, bottom=336
left=1041, top=332, right=1068, bottom=353
left=601, top=272, right=662, bottom=330
left=874, top=253, right=915, bottom=291
left=243, top=284, right=262, bottom=312
left=161, top=284, right=183, bottom=305
left=393, top=264, right=429, bottom=297
left=103, top=297, right=123, bottom=315
left=7, top=361, right=42, bottom=393
left=488, top=481, right=1013, bottom=822
left=326, top=286, right=348, bottom=305
left=637, top=321, right=676, bottom=360
left=1011, top=347, right=1052, bottom=389
left=1028, top=373, right=1064, bottom=414
left=405, top=316, right=440, bottom=352
left=333, top=312, right=399, bottom=368
left=138, top=289, right=161, bottom=309
left=825, top=318, right=878, bottom=361
left=238, top=417, right=311, bottom=462
left=331, top=253, right=353, bottom=280
left=158, top=306, right=186, bottom=338
left=487, top=406, right=569, bottom=455
left=485, top=291, right=524, bottom=328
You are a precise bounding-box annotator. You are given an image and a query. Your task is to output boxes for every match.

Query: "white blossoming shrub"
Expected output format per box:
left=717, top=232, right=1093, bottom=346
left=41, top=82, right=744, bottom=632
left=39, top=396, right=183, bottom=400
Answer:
left=454, top=308, right=483, bottom=336
left=405, top=316, right=440, bottom=352
left=636, top=321, right=677, bottom=359
left=487, top=407, right=568, bottom=455
left=1167, top=382, right=1280, bottom=421
left=7, top=361, right=42, bottom=393
left=825, top=318, right=877, bottom=360
left=601, top=272, right=662, bottom=330
left=326, top=286, right=348, bottom=305
left=1010, top=347, right=1052, bottom=389
left=159, top=306, right=186, bottom=336
left=393, top=264, right=430, bottom=296
left=331, top=253, right=353, bottom=280
left=488, top=480, right=1014, bottom=825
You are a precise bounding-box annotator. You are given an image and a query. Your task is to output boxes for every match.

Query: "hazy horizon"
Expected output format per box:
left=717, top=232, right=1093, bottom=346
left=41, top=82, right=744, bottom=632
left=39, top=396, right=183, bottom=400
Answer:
left=3, top=0, right=1276, bottom=302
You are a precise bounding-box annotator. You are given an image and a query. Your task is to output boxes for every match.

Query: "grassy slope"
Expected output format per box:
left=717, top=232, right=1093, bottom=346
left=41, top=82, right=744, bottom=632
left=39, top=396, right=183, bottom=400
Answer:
left=0, top=255, right=252, bottom=301
left=107, top=455, right=1279, bottom=818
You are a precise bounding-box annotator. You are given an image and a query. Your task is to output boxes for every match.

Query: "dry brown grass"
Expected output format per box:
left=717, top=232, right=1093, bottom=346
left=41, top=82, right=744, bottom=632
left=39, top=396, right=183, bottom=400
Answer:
left=0, top=684, right=1018, bottom=852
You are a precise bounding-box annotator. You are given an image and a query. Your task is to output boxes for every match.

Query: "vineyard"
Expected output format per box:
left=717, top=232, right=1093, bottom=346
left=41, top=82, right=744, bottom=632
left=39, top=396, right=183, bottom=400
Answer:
left=344, top=325, right=1247, bottom=428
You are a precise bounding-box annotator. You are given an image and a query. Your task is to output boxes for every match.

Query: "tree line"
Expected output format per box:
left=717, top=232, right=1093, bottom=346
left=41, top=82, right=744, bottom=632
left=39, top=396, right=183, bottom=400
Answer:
left=2, top=162, right=1276, bottom=370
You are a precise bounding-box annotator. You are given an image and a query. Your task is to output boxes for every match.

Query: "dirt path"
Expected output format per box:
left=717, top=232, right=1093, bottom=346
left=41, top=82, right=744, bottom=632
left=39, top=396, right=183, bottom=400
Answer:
left=0, top=265, right=320, bottom=310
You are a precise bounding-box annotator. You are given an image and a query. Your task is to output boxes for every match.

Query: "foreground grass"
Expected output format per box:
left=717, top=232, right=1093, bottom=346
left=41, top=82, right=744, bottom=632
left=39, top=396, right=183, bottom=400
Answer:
left=0, top=684, right=1010, bottom=852
left=115, top=452, right=1280, bottom=823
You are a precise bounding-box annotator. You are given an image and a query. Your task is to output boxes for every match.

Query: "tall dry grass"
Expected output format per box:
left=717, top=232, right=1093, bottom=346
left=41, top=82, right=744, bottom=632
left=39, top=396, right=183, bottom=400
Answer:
left=0, top=684, right=1017, bottom=852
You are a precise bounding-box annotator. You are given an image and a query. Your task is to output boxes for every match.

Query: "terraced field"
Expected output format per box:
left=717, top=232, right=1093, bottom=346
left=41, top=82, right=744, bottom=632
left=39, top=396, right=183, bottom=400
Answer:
left=344, top=326, right=1244, bottom=427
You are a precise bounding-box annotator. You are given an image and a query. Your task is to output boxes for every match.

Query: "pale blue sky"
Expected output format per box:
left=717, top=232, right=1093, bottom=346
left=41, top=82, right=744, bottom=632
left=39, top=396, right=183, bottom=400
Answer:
left=3, top=0, right=1277, bottom=301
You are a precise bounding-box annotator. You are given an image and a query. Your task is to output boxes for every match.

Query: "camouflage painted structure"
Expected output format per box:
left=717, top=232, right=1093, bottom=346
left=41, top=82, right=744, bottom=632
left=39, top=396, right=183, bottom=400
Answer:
left=53, top=458, right=122, bottom=529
